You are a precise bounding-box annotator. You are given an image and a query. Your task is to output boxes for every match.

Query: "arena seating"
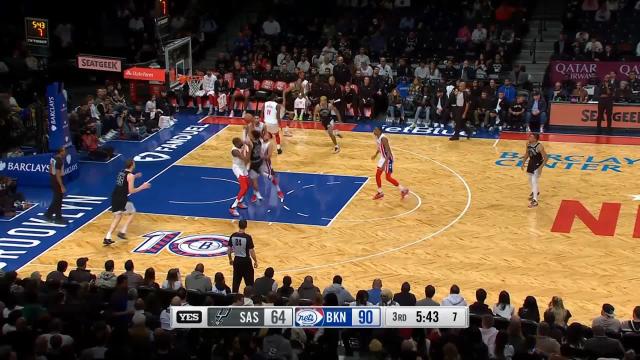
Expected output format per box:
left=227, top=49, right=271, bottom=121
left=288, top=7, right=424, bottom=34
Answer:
left=0, top=261, right=639, bottom=359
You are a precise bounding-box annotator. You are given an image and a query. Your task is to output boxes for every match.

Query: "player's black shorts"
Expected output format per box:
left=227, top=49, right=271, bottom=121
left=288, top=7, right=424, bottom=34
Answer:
left=321, top=117, right=333, bottom=130
left=250, top=161, right=262, bottom=173
left=111, top=196, right=134, bottom=213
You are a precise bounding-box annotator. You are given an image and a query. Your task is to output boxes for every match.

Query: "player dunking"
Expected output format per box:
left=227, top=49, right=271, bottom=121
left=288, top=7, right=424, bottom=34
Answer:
left=230, top=137, right=251, bottom=216
left=521, top=133, right=548, bottom=208
left=248, top=129, right=265, bottom=202
left=371, top=127, right=409, bottom=200
left=103, top=159, right=150, bottom=245
left=263, top=95, right=285, bottom=154
left=313, top=96, right=341, bottom=153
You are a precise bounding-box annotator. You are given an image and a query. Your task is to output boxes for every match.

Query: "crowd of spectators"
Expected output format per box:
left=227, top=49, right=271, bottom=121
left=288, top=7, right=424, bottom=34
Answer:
left=0, top=258, right=639, bottom=359
left=195, top=0, right=537, bottom=130
left=555, top=0, right=640, bottom=62
left=65, top=81, right=182, bottom=161
left=545, top=0, right=640, bottom=108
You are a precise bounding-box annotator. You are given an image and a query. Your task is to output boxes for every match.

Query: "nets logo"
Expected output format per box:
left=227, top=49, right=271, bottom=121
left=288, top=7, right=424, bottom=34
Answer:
left=133, top=231, right=229, bottom=258
left=176, top=310, right=202, bottom=323
left=295, top=308, right=324, bottom=327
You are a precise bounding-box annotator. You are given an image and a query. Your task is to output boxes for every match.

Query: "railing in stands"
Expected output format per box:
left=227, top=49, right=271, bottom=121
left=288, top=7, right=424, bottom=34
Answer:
left=530, top=37, right=537, bottom=64
left=537, top=17, right=545, bottom=43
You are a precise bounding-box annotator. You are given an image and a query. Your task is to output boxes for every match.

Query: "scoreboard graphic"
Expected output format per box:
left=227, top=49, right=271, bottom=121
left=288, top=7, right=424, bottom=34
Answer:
left=172, top=306, right=468, bottom=329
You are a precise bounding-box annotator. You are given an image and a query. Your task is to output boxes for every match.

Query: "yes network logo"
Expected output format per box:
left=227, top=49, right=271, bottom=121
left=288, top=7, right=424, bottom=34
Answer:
left=133, top=231, right=230, bottom=258
left=0, top=161, right=6, bottom=171
left=176, top=310, right=202, bottom=324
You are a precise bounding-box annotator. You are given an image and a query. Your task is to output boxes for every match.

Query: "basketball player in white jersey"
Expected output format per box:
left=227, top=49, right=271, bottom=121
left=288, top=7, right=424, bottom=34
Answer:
left=196, top=70, right=217, bottom=115
left=261, top=131, right=285, bottom=201
left=243, top=113, right=264, bottom=144
left=263, top=95, right=284, bottom=154
left=521, top=133, right=548, bottom=208
left=371, top=127, right=409, bottom=200
left=230, top=137, right=251, bottom=216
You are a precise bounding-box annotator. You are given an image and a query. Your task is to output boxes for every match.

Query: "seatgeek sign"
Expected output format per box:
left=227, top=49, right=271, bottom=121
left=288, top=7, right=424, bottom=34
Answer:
left=77, top=55, right=122, bottom=72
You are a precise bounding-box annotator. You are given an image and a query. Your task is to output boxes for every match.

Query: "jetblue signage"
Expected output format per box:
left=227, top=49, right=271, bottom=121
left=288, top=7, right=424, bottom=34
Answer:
left=46, top=82, right=72, bottom=151
left=496, top=152, right=639, bottom=172
left=0, top=148, right=79, bottom=186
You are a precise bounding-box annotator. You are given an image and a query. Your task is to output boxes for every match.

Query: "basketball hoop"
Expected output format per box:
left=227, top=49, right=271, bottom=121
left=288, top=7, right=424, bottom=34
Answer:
left=186, top=76, right=204, bottom=97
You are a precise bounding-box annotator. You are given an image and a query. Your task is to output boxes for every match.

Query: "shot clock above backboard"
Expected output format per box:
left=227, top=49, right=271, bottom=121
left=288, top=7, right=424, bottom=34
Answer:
left=25, top=18, right=49, bottom=47
left=25, top=17, right=49, bottom=56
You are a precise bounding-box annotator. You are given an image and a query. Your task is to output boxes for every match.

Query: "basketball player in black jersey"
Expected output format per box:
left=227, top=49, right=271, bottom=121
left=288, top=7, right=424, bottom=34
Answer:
left=521, top=133, right=548, bottom=208
left=103, top=159, right=151, bottom=245
left=248, top=129, right=264, bottom=203
left=313, top=95, right=341, bottom=153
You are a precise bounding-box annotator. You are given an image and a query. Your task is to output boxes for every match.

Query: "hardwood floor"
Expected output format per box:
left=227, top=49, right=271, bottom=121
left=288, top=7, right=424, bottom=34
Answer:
left=21, top=125, right=640, bottom=323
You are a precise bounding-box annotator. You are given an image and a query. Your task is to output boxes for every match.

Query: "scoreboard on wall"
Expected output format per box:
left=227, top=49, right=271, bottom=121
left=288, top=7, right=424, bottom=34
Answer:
left=171, top=306, right=468, bottom=329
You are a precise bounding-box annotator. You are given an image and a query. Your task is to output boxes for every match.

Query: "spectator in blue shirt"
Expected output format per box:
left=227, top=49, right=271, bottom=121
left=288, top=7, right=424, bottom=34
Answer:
left=498, top=78, right=517, bottom=103
left=396, top=78, right=411, bottom=99
left=368, top=278, right=383, bottom=305
left=525, top=91, right=548, bottom=133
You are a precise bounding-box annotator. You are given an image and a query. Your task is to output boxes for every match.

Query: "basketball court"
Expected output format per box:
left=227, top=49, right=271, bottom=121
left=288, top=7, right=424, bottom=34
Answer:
left=4, top=114, right=640, bottom=322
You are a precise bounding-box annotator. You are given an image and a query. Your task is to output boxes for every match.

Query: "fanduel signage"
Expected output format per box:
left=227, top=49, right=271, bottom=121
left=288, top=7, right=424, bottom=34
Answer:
left=0, top=148, right=79, bottom=186
left=46, top=82, right=71, bottom=151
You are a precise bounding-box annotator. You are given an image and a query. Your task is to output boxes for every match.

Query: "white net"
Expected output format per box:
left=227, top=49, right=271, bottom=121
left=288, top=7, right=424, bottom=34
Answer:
left=188, top=77, right=204, bottom=97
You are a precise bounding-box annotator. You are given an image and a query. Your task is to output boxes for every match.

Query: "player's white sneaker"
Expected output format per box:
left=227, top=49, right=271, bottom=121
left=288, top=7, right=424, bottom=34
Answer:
left=229, top=208, right=240, bottom=216
left=196, top=108, right=203, bottom=115
left=334, top=146, right=341, bottom=154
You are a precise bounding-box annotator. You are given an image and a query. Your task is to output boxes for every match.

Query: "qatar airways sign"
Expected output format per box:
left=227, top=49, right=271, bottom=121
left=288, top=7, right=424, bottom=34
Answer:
left=550, top=61, right=640, bottom=83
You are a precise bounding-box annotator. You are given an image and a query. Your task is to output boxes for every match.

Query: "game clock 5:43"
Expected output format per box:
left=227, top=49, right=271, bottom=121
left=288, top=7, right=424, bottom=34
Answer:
left=25, top=17, right=49, bottom=47
left=384, top=307, right=469, bottom=328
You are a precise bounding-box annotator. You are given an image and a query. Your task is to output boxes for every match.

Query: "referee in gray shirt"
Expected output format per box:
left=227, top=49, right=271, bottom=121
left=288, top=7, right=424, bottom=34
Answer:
left=228, top=220, right=258, bottom=293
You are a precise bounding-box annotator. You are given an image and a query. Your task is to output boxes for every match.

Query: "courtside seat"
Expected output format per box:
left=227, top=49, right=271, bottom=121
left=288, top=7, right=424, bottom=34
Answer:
left=298, top=298, right=313, bottom=306
left=186, top=289, right=206, bottom=306
left=621, top=333, right=640, bottom=353
left=136, top=286, right=156, bottom=299
left=521, top=319, right=539, bottom=336
left=493, top=316, right=511, bottom=331
left=469, top=314, right=482, bottom=327
left=157, top=288, right=178, bottom=307
left=345, top=84, right=358, bottom=117
left=255, top=79, right=275, bottom=101
left=274, top=81, right=288, bottom=103
left=247, top=80, right=262, bottom=112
